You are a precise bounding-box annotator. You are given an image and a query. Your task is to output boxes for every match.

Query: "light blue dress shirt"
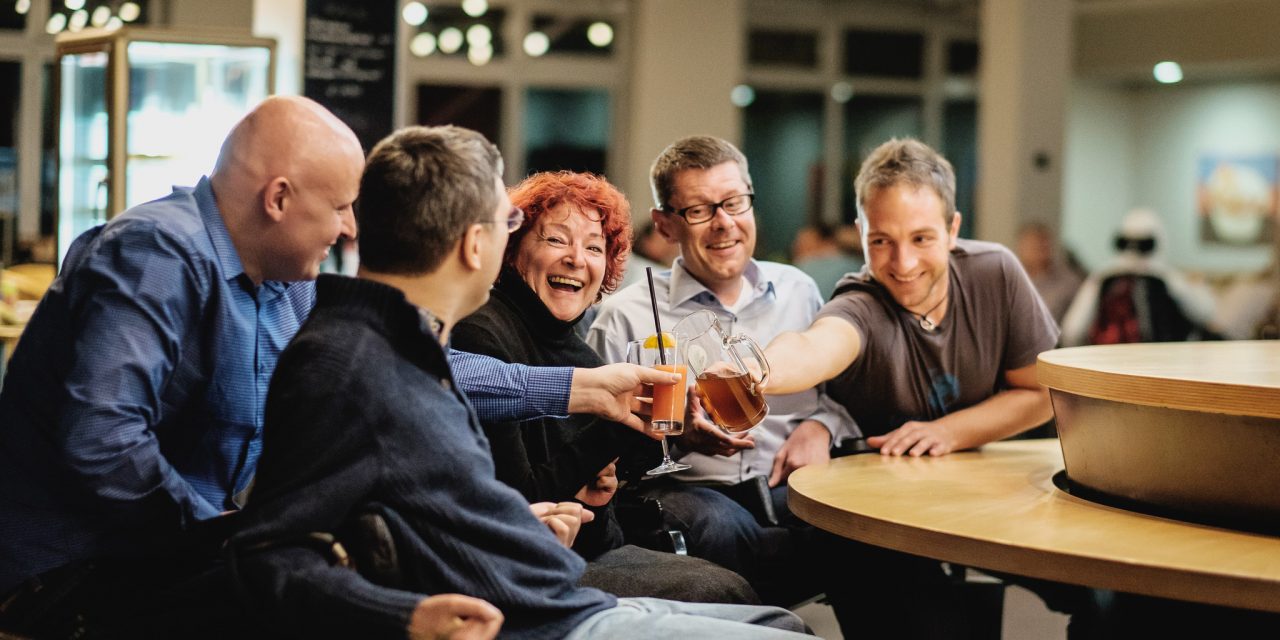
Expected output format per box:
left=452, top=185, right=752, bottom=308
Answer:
left=587, top=258, right=856, bottom=484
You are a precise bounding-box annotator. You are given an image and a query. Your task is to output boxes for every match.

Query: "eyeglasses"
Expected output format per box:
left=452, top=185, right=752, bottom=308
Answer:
left=663, top=193, right=755, bottom=225
left=485, top=206, right=525, bottom=232
left=506, top=206, right=525, bottom=232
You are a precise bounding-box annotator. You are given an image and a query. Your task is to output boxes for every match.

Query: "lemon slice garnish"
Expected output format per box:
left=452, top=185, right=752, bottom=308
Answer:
left=643, top=332, right=677, bottom=349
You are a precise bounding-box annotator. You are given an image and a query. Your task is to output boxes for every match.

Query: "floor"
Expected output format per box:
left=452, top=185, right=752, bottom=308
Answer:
left=794, top=584, right=1070, bottom=640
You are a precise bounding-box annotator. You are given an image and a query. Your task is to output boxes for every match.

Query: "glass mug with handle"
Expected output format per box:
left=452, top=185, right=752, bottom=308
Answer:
left=672, top=310, right=770, bottom=433
left=625, top=334, right=690, bottom=476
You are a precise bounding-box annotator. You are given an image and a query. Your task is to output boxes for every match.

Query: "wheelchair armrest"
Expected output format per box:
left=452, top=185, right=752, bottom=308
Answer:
left=613, top=490, right=689, bottom=555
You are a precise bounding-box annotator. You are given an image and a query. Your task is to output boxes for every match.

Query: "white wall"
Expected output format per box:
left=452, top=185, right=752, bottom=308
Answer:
left=1062, top=81, right=1135, bottom=271
left=253, top=0, right=303, bottom=96
left=1063, top=79, right=1280, bottom=274
left=625, top=0, right=743, bottom=211
left=168, top=0, right=255, bottom=31
left=1076, top=0, right=1280, bottom=80
left=977, top=0, right=1071, bottom=246
left=1133, top=81, right=1280, bottom=274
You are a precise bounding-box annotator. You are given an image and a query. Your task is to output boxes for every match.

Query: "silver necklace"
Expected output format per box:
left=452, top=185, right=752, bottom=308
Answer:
left=911, top=295, right=947, bottom=331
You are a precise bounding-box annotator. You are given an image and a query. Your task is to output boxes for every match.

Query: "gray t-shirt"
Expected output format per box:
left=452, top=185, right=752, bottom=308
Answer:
left=818, top=239, right=1060, bottom=438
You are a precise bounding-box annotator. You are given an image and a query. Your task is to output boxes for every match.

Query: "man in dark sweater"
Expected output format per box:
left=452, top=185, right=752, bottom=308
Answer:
left=228, top=125, right=810, bottom=639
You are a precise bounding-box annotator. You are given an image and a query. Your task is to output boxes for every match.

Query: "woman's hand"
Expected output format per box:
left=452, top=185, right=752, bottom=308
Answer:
left=529, top=501, right=594, bottom=548
left=407, top=594, right=503, bottom=640
left=574, top=459, right=619, bottom=507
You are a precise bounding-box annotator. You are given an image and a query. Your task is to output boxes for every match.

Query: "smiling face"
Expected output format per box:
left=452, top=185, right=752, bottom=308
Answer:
left=655, top=161, right=756, bottom=293
left=860, top=182, right=960, bottom=314
left=273, top=151, right=362, bottom=282
left=513, top=203, right=607, bottom=322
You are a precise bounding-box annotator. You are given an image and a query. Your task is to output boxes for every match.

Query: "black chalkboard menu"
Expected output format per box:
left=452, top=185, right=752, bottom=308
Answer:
left=304, top=0, right=397, bottom=152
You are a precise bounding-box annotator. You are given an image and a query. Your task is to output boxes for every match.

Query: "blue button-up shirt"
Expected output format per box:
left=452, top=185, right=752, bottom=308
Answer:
left=0, top=178, right=311, bottom=588
left=0, top=178, right=573, bottom=589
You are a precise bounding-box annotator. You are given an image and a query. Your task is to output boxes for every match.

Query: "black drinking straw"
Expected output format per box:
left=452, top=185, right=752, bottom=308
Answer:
left=645, top=267, right=668, bottom=365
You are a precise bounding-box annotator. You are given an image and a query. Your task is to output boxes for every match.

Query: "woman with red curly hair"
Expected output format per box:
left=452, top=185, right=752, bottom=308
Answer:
left=503, top=170, right=633, bottom=311
left=453, top=171, right=758, bottom=605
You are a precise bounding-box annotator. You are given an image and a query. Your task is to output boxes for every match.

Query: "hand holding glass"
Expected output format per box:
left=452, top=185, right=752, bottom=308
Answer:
left=625, top=338, right=690, bottom=476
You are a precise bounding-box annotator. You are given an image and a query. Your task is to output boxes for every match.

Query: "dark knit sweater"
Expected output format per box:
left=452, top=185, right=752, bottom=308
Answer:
left=452, top=267, right=658, bottom=560
left=229, top=274, right=614, bottom=640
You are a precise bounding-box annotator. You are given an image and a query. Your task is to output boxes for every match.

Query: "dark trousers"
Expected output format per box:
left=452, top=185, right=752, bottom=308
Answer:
left=579, top=543, right=761, bottom=604
left=817, top=534, right=998, bottom=640
left=0, top=557, right=244, bottom=640
left=1052, top=588, right=1280, bottom=640
left=818, top=541, right=1280, bottom=640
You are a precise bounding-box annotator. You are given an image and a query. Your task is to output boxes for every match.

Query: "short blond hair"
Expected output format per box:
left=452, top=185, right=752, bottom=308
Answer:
left=649, top=136, right=752, bottom=211
left=854, top=138, right=956, bottom=226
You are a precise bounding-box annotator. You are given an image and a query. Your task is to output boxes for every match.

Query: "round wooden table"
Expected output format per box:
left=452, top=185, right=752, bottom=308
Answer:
left=788, top=439, right=1280, bottom=612
left=1037, top=341, right=1280, bottom=419
left=1039, top=342, right=1280, bottom=530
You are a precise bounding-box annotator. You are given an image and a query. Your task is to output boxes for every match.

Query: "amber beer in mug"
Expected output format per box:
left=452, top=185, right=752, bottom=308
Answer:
left=696, top=370, right=767, bottom=433
left=672, top=310, right=770, bottom=433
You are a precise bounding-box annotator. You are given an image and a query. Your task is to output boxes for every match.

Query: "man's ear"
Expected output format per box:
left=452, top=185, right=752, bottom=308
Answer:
left=262, top=177, right=289, bottom=223
left=651, top=209, right=676, bottom=242
left=459, top=223, right=486, bottom=271
left=949, top=211, right=963, bottom=246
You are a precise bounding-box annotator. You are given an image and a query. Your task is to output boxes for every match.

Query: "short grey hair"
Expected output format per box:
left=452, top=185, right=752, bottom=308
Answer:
left=649, top=135, right=752, bottom=211
left=357, top=125, right=504, bottom=274
left=854, top=138, right=956, bottom=226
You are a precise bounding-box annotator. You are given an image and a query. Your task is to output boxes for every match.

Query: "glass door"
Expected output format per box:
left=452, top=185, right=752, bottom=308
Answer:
left=57, top=49, right=110, bottom=265
left=124, top=41, right=271, bottom=209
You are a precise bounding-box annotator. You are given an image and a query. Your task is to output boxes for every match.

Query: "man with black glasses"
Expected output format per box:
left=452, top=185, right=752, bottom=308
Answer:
left=588, top=135, right=855, bottom=607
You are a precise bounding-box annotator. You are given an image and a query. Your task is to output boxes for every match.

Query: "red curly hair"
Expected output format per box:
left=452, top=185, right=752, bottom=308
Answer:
left=507, top=171, right=633, bottom=300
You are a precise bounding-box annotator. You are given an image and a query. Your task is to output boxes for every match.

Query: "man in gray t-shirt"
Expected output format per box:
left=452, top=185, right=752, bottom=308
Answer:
left=764, top=138, right=1060, bottom=637
left=766, top=138, right=1057, bottom=456
left=815, top=237, right=1058, bottom=440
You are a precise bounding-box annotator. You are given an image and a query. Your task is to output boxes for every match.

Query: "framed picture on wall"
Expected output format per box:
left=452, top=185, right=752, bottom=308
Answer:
left=1196, top=154, right=1280, bottom=246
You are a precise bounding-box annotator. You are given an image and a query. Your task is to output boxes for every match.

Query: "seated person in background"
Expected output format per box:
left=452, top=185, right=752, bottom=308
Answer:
left=588, top=135, right=856, bottom=611
left=791, top=222, right=864, bottom=301
left=616, top=221, right=681, bottom=291
left=1060, top=207, right=1216, bottom=346
left=228, top=125, right=809, bottom=639
left=1212, top=262, right=1280, bottom=339
left=452, top=170, right=758, bottom=604
left=1015, top=220, right=1083, bottom=324
left=596, top=221, right=678, bottom=339
left=763, top=137, right=1060, bottom=638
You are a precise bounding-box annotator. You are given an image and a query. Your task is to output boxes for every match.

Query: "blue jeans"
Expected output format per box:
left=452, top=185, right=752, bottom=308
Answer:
left=639, top=484, right=792, bottom=575
left=639, top=482, right=814, bottom=605
left=563, top=597, right=810, bottom=639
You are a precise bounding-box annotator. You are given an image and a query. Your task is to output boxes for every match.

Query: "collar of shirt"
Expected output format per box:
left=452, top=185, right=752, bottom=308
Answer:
left=195, top=176, right=247, bottom=284
left=417, top=306, right=445, bottom=340
left=668, top=257, right=774, bottom=312
left=194, top=175, right=289, bottom=302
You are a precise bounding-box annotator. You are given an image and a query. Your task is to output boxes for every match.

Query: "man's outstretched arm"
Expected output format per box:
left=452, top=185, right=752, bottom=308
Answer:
left=449, top=351, right=676, bottom=431
left=763, top=317, right=862, bottom=395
